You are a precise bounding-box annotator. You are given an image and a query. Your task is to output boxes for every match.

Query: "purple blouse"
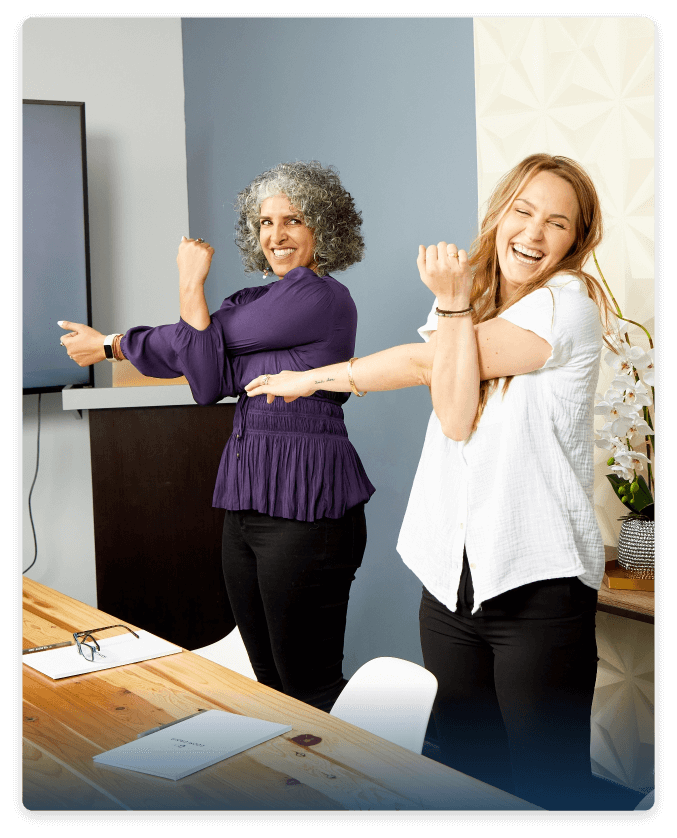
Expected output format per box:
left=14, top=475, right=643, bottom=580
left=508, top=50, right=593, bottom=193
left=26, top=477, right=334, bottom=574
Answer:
left=120, top=266, right=375, bottom=522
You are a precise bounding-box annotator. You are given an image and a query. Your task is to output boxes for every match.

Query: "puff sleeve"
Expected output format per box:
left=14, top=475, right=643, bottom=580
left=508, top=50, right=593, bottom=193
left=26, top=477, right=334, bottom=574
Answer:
left=120, top=319, right=237, bottom=405
left=498, top=275, right=601, bottom=371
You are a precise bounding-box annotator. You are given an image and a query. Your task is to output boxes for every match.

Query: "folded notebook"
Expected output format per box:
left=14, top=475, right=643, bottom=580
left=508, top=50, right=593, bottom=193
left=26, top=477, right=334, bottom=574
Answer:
left=93, top=709, right=292, bottom=780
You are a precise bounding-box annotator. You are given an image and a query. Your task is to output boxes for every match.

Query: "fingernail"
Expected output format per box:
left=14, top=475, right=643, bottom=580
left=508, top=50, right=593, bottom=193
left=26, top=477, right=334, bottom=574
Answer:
left=181, top=235, right=186, bottom=240
left=57, top=321, right=64, bottom=327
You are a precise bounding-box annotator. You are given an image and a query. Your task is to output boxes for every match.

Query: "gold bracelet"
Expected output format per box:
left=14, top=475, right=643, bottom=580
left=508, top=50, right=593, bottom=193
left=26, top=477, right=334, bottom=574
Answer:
left=347, top=357, right=366, bottom=397
left=112, top=334, right=126, bottom=361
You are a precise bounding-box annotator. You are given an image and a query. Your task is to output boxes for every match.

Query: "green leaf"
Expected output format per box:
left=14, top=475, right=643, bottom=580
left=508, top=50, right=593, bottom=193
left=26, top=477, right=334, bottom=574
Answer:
left=606, top=473, right=653, bottom=514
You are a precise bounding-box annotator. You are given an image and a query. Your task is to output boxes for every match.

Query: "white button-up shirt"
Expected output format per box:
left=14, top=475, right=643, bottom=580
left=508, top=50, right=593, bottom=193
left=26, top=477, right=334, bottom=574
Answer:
left=397, top=274, right=605, bottom=614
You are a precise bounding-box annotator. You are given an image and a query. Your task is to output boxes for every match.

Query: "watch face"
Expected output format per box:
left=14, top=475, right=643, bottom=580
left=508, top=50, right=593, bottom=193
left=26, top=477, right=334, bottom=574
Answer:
left=104, top=342, right=114, bottom=359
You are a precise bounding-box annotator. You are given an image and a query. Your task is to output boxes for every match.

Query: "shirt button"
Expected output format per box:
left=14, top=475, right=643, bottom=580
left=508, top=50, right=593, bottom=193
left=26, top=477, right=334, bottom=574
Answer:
left=236, top=453, right=240, bottom=459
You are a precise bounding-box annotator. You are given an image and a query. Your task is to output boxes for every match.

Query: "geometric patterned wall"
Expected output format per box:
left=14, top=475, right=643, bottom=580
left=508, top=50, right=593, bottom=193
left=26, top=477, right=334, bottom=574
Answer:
left=473, top=17, right=655, bottom=794
left=591, top=612, right=655, bottom=792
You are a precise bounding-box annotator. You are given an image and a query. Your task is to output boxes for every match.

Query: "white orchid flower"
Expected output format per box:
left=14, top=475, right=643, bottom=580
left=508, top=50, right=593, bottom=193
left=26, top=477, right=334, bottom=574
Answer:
left=609, top=416, right=633, bottom=438
left=635, top=348, right=655, bottom=387
left=621, top=379, right=652, bottom=408
left=605, top=347, right=636, bottom=377
left=611, top=376, right=633, bottom=391
left=626, top=345, right=650, bottom=365
left=594, top=395, right=635, bottom=421
left=594, top=433, right=607, bottom=449
left=623, top=415, right=654, bottom=440
left=616, top=449, right=650, bottom=474
left=597, top=322, right=654, bottom=494
left=609, top=462, right=634, bottom=481
left=595, top=433, right=628, bottom=456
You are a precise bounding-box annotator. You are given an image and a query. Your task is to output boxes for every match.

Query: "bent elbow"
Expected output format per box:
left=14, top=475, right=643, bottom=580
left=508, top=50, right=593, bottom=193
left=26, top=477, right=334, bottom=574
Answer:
left=190, top=385, right=222, bottom=406
left=436, top=412, right=473, bottom=441
left=435, top=411, right=472, bottom=442
left=440, top=424, right=472, bottom=442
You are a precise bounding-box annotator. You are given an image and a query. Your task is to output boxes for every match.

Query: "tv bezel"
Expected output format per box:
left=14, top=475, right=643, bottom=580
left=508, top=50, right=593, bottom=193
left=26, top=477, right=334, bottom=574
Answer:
left=22, top=99, right=95, bottom=395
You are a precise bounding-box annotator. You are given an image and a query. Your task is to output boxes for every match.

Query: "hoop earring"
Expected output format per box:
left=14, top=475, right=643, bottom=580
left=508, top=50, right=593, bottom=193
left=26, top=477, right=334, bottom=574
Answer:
left=263, top=268, right=270, bottom=279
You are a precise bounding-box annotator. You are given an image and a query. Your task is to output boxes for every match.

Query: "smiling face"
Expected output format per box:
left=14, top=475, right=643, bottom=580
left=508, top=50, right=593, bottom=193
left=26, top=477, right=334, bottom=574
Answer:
left=258, top=194, right=316, bottom=278
left=495, top=170, right=579, bottom=303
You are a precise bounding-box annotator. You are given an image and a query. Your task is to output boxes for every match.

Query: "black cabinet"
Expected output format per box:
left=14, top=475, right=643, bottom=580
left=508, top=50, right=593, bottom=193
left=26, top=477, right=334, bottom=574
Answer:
left=88, top=403, right=237, bottom=649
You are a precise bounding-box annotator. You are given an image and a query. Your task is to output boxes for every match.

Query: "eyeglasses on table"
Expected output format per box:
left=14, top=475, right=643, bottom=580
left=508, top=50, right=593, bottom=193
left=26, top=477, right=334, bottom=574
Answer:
left=72, top=624, right=140, bottom=662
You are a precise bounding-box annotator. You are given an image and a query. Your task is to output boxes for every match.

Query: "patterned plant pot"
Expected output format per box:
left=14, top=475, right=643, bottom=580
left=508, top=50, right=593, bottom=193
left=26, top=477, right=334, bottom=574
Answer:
left=617, top=517, right=655, bottom=579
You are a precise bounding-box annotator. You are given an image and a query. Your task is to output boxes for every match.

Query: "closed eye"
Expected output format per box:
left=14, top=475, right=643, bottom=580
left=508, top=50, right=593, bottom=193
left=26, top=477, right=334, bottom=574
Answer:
left=515, top=208, right=566, bottom=230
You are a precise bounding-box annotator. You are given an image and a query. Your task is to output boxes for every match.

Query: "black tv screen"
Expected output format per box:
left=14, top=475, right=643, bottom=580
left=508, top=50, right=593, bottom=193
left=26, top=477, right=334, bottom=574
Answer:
left=23, top=100, right=94, bottom=394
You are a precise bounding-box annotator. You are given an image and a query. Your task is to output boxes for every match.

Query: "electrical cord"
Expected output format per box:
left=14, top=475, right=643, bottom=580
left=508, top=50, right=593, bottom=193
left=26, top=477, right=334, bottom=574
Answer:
left=23, top=392, right=41, bottom=574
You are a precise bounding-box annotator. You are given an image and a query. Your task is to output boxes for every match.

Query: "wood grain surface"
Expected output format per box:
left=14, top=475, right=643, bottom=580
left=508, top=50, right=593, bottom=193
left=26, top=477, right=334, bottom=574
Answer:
left=22, top=578, right=539, bottom=812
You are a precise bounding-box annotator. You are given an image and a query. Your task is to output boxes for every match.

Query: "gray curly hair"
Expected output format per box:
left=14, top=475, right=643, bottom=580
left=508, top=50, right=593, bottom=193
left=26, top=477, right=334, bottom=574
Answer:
left=235, top=161, right=365, bottom=276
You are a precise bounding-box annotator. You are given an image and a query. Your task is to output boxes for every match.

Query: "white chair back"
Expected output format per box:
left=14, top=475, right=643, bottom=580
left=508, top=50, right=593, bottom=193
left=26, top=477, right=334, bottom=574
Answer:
left=192, top=626, right=257, bottom=681
left=330, top=656, right=437, bottom=754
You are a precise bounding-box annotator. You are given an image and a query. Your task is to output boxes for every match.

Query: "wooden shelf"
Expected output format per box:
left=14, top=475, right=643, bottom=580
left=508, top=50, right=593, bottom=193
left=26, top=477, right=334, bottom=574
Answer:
left=597, top=546, right=654, bottom=624
left=62, top=383, right=237, bottom=411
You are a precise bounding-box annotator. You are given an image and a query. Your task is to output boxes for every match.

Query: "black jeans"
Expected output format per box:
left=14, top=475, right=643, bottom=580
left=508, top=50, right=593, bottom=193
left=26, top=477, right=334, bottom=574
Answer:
left=420, top=550, right=599, bottom=810
left=221, top=504, right=367, bottom=713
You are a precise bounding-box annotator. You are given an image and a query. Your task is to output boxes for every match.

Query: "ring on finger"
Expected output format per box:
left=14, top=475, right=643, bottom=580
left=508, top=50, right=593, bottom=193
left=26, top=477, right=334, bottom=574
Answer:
left=196, top=238, right=205, bottom=243
left=261, top=374, right=270, bottom=385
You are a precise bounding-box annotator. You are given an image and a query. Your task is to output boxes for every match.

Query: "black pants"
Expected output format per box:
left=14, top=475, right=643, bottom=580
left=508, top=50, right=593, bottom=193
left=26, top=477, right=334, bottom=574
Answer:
left=420, top=550, right=599, bottom=810
left=221, top=504, right=367, bottom=713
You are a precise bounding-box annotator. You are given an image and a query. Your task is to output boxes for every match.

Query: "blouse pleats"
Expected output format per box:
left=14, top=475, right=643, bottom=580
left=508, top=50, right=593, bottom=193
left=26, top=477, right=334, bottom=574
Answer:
left=213, top=394, right=374, bottom=522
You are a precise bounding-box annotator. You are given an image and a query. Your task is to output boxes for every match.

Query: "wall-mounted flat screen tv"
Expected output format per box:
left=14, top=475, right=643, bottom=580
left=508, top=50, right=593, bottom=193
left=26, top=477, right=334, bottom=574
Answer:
left=23, top=100, right=94, bottom=394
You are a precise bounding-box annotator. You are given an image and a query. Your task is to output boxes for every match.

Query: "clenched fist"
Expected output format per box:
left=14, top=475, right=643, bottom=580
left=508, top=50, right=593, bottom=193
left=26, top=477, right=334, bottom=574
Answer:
left=417, top=242, right=472, bottom=310
left=178, top=236, right=214, bottom=291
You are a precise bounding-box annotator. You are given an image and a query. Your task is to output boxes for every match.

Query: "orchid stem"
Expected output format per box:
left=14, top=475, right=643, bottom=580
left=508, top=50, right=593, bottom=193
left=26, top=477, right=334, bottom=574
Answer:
left=593, top=251, right=654, bottom=348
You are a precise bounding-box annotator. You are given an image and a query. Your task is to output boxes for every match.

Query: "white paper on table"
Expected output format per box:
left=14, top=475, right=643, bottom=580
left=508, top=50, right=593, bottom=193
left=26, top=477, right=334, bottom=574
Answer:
left=22, top=629, right=182, bottom=679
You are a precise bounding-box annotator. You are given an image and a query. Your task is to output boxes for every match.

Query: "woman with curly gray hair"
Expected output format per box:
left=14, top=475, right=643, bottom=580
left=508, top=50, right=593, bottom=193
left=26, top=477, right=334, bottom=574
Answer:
left=58, top=161, right=374, bottom=712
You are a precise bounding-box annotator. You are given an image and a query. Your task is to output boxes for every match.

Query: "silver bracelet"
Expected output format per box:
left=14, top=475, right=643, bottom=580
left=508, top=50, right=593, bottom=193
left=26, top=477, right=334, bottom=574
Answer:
left=435, top=305, right=473, bottom=318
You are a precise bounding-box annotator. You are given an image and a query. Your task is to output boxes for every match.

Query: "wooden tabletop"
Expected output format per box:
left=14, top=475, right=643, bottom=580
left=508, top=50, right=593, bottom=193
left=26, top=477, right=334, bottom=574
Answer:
left=22, top=578, right=538, bottom=812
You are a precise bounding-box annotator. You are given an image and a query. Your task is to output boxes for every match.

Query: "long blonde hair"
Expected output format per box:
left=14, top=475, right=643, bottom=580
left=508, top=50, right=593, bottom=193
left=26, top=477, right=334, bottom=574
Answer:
left=468, top=154, right=614, bottom=430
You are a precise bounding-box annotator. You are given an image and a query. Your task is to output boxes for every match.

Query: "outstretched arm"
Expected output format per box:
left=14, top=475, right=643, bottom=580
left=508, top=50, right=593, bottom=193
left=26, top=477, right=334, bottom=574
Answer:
left=246, top=245, right=552, bottom=437
left=244, top=341, right=435, bottom=404
left=57, top=236, right=215, bottom=366
left=248, top=242, right=479, bottom=439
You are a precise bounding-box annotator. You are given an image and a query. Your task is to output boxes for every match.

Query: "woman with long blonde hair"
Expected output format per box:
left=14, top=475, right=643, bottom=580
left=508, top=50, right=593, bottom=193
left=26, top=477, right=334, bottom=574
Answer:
left=247, top=154, right=614, bottom=808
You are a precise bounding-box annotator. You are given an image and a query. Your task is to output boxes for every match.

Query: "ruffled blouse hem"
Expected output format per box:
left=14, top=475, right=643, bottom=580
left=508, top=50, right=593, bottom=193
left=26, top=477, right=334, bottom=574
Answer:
left=212, top=434, right=375, bottom=522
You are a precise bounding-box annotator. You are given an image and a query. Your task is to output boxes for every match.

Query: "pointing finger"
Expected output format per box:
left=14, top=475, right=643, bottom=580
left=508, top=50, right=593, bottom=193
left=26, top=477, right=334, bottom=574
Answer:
left=58, top=320, right=80, bottom=331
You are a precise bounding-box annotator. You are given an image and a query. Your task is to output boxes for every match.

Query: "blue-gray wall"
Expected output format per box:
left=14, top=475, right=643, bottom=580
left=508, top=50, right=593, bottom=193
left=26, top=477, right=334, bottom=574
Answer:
left=181, top=18, right=478, bottom=675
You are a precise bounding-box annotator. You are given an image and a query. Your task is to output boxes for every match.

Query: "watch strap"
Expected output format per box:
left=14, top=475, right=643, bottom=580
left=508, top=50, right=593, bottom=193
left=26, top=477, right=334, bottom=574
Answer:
left=104, top=334, right=121, bottom=362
